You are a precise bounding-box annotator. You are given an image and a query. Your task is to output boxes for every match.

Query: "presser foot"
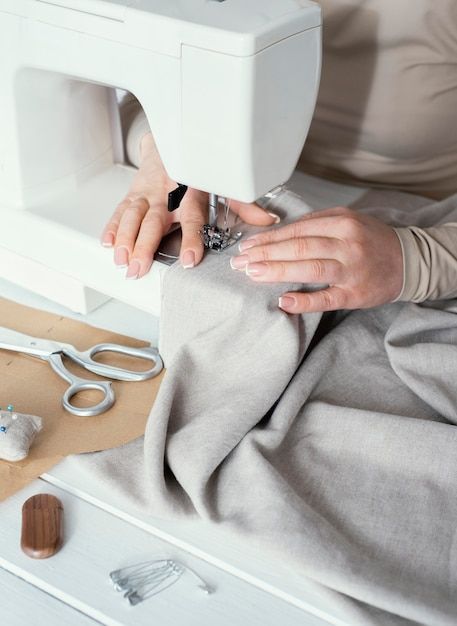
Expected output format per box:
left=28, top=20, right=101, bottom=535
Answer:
left=200, top=224, right=242, bottom=252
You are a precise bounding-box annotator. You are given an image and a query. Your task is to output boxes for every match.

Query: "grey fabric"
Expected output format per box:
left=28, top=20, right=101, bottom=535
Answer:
left=72, top=189, right=457, bottom=625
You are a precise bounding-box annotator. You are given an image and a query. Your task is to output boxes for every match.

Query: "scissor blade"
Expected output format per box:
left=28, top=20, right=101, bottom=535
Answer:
left=0, top=326, right=62, bottom=359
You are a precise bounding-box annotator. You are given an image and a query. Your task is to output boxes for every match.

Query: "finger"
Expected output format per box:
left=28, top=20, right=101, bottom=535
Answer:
left=229, top=199, right=280, bottom=226
left=113, top=197, right=150, bottom=267
left=100, top=197, right=131, bottom=247
left=278, top=287, right=348, bottom=313
left=127, top=208, right=169, bottom=279
left=230, top=236, right=341, bottom=270
left=298, top=206, right=352, bottom=220
left=245, top=259, right=344, bottom=284
left=179, top=191, right=207, bottom=268
left=238, top=211, right=355, bottom=250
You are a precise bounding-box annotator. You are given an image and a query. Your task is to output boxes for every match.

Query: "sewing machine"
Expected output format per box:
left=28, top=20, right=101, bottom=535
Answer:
left=0, top=0, right=321, bottom=315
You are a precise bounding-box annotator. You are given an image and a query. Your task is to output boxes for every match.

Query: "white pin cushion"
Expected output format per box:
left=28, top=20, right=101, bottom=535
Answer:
left=0, top=406, right=43, bottom=462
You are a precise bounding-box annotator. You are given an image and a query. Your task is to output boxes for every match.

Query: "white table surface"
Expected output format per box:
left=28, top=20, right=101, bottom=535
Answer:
left=0, top=173, right=368, bottom=626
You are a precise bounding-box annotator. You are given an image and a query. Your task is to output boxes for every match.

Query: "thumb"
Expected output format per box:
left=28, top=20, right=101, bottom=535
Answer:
left=178, top=190, right=207, bottom=268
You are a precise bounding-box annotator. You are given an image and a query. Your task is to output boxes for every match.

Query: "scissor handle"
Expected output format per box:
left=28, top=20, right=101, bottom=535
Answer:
left=63, top=380, right=115, bottom=417
left=48, top=353, right=115, bottom=417
left=64, top=343, right=163, bottom=382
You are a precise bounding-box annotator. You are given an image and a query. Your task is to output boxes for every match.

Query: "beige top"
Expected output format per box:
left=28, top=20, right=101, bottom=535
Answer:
left=121, top=0, right=457, bottom=302
left=394, top=225, right=457, bottom=302
left=299, top=0, right=457, bottom=201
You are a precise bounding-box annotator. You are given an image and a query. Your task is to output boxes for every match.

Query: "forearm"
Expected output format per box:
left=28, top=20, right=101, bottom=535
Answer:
left=119, top=94, right=151, bottom=168
left=393, top=223, right=457, bottom=302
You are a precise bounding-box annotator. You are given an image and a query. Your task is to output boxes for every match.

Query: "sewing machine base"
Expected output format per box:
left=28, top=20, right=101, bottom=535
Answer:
left=0, top=247, right=110, bottom=314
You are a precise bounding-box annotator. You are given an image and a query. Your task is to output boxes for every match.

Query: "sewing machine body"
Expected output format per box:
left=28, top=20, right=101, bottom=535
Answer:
left=0, top=0, right=321, bottom=314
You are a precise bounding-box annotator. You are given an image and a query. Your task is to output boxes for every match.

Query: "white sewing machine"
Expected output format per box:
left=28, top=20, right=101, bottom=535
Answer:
left=0, top=0, right=321, bottom=315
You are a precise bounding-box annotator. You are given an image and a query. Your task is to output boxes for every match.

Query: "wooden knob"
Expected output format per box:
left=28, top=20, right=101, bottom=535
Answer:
left=21, top=494, right=64, bottom=559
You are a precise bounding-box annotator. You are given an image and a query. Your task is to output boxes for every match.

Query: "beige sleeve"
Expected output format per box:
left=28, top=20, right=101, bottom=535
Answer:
left=118, top=93, right=151, bottom=168
left=393, top=224, right=457, bottom=302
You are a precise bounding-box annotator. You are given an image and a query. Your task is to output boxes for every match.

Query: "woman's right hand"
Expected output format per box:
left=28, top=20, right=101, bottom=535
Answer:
left=100, top=132, right=279, bottom=279
left=100, top=132, right=209, bottom=279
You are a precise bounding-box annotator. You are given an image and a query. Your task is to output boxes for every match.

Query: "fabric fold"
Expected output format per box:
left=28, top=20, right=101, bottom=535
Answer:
left=70, top=190, right=457, bottom=625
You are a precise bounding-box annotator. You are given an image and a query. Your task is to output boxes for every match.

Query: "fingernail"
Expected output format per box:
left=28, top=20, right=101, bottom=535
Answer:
left=181, top=250, right=195, bottom=269
left=279, top=296, right=296, bottom=309
left=114, top=246, right=129, bottom=267
left=230, top=255, right=249, bottom=271
left=126, top=260, right=140, bottom=280
left=239, top=238, right=257, bottom=253
left=246, top=262, right=268, bottom=277
left=102, top=232, right=115, bottom=247
left=268, top=211, right=281, bottom=224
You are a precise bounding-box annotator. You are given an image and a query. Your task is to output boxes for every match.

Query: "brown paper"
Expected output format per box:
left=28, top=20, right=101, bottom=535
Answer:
left=0, top=297, right=164, bottom=501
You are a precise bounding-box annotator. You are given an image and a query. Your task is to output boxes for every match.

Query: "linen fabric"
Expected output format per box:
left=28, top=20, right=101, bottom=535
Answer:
left=71, top=189, right=457, bottom=625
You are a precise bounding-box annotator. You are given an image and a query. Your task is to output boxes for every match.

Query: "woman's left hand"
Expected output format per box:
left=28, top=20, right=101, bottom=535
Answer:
left=229, top=206, right=404, bottom=313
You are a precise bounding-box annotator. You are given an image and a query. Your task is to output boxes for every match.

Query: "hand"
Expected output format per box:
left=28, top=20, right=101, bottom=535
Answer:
left=100, top=133, right=279, bottom=279
left=230, top=206, right=404, bottom=313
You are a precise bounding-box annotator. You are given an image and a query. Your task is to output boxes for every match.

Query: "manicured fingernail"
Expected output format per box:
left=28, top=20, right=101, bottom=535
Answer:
left=181, top=250, right=195, bottom=269
left=230, top=255, right=249, bottom=271
left=246, top=262, right=268, bottom=277
left=267, top=211, right=281, bottom=224
left=114, top=246, right=129, bottom=267
left=279, top=296, right=296, bottom=309
left=102, top=231, right=115, bottom=247
left=239, top=238, right=257, bottom=253
left=126, top=260, right=140, bottom=280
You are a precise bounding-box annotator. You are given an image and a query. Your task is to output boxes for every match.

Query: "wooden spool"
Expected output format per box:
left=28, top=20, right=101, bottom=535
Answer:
left=21, top=494, right=64, bottom=559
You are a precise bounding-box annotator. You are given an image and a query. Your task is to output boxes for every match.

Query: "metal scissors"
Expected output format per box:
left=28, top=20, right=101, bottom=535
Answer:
left=0, top=326, right=163, bottom=417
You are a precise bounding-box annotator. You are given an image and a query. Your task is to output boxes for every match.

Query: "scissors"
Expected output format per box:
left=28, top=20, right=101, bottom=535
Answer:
left=0, top=326, right=163, bottom=417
